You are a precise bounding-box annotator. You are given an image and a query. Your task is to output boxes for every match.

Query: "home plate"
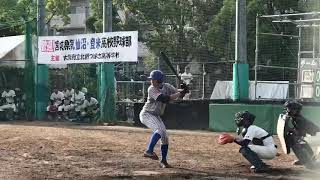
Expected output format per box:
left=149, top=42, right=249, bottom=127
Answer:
left=133, top=171, right=161, bottom=176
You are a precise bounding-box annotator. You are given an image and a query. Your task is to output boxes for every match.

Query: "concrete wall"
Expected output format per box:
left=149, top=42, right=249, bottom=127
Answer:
left=132, top=100, right=320, bottom=133
left=133, top=100, right=209, bottom=130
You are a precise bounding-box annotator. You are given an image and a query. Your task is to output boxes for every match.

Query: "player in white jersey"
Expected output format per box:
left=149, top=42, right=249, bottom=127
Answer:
left=140, top=70, right=189, bottom=168
left=0, top=87, right=17, bottom=112
left=233, top=111, right=277, bottom=173
left=63, top=87, right=74, bottom=100
left=70, top=88, right=85, bottom=118
left=81, top=94, right=99, bottom=120
left=84, top=95, right=98, bottom=108
left=81, top=87, right=88, bottom=96
left=46, top=89, right=64, bottom=119
left=47, top=89, right=64, bottom=109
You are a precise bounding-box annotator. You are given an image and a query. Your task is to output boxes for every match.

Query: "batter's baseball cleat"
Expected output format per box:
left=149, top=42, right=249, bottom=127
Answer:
left=143, top=151, right=159, bottom=160
left=160, top=161, right=172, bottom=168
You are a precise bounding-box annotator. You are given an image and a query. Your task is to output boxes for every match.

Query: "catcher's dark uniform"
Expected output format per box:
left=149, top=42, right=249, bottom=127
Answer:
left=282, top=100, right=320, bottom=168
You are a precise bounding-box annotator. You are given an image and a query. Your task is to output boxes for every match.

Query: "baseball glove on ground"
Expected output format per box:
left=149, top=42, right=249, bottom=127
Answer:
left=218, top=133, right=235, bottom=145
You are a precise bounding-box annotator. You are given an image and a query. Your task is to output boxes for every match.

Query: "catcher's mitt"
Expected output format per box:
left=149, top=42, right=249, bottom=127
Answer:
left=218, top=133, right=235, bottom=145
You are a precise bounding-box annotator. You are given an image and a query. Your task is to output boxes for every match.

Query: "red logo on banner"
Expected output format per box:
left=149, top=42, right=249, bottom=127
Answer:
left=51, top=55, right=60, bottom=61
left=41, top=40, right=54, bottom=52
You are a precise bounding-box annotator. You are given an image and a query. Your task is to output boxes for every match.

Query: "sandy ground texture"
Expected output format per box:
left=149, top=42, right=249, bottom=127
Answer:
left=0, top=121, right=318, bottom=180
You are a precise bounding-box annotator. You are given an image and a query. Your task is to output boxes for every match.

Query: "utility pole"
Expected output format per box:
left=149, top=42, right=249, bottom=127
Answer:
left=233, top=0, right=249, bottom=100
left=35, top=0, right=49, bottom=120
left=98, top=0, right=115, bottom=122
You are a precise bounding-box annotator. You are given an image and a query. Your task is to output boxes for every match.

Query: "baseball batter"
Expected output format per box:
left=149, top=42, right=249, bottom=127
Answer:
left=218, top=111, right=277, bottom=173
left=140, top=70, right=188, bottom=168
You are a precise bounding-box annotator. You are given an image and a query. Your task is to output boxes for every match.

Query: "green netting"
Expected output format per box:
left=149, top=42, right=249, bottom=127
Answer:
left=35, top=64, right=48, bottom=120
left=98, top=63, right=116, bottom=122
left=23, top=21, right=35, bottom=120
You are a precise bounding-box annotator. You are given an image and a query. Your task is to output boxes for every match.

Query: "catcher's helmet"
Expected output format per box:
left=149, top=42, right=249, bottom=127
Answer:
left=235, top=111, right=255, bottom=128
left=148, top=70, right=165, bottom=83
left=283, top=100, right=302, bottom=116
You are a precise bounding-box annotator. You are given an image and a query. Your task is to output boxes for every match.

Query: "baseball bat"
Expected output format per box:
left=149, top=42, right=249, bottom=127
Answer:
left=160, top=51, right=181, bottom=82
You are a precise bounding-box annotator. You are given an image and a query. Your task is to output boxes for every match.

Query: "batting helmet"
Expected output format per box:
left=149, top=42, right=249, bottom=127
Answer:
left=284, top=100, right=302, bottom=116
left=235, top=111, right=255, bottom=128
left=148, top=70, right=165, bottom=83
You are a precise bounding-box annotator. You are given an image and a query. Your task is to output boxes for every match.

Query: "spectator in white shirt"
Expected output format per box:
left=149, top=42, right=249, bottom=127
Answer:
left=180, top=66, right=193, bottom=99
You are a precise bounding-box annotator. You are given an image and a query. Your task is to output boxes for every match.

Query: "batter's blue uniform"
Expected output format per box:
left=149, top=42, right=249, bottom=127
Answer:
left=140, top=70, right=179, bottom=168
left=140, top=83, right=177, bottom=144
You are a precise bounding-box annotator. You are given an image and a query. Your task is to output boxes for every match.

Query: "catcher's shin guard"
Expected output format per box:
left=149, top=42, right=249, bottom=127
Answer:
left=292, top=142, right=315, bottom=167
left=239, top=146, right=267, bottom=171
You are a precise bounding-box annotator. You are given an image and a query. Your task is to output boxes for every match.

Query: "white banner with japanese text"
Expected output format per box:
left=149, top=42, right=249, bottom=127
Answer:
left=38, top=31, right=138, bottom=64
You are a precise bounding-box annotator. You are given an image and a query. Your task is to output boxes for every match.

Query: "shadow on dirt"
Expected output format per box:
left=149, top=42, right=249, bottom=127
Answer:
left=88, top=167, right=314, bottom=180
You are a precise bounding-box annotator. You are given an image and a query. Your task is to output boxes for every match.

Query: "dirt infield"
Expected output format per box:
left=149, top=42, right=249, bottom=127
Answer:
left=0, top=121, right=317, bottom=179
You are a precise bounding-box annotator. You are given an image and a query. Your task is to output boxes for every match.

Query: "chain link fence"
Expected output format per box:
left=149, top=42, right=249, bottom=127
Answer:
left=255, top=12, right=320, bottom=101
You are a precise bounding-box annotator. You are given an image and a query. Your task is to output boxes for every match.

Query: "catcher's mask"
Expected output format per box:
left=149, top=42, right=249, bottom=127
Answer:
left=234, top=111, right=255, bottom=128
left=283, top=100, right=302, bottom=117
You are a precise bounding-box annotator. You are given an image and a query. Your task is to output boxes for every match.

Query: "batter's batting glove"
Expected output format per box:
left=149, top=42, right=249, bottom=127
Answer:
left=218, top=133, right=235, bottom=145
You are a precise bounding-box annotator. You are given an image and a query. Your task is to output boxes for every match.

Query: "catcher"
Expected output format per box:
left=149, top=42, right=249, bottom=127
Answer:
left=279, top=100, right=320, bottom=169
left=218, top=111, right=277, bottom=173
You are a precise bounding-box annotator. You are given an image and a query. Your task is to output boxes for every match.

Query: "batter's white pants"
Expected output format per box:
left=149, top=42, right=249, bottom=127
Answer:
left=139, top=111, right=169, bottom=145
left=249, top=144, right=277, bottom=160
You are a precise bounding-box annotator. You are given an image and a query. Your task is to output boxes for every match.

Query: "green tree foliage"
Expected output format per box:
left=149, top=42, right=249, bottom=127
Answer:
left=206, top=0, right=235, bottom=61
left=86, top=0, right=121, bottom=33
left=87, top=0, right=224, bottom=71
left=89, top=0, right=317, bottom=74
left=113, top=0, right=222, bottom=63
left=0, top=0, right=36, bottom=35
left=0, top=0, right=70, bottom=36
left=46, top=0, right=71, bottom=27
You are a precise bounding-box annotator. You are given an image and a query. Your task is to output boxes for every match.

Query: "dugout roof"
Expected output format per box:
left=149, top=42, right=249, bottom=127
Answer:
left=0, top=35, right=67, bottom=69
